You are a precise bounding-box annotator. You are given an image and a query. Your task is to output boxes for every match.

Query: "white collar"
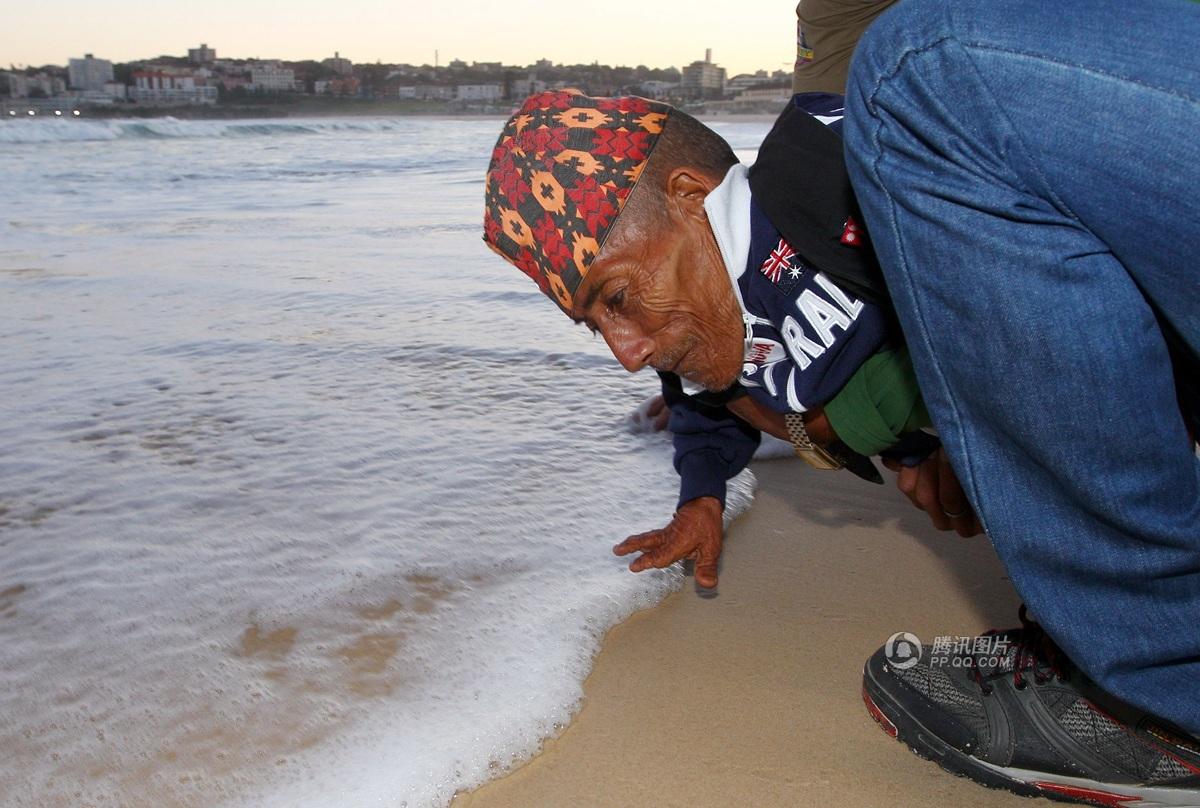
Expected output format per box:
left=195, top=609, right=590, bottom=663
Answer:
left=674, top=164, right=754, bottom=397
left=703, top=162, right=753, bottom=314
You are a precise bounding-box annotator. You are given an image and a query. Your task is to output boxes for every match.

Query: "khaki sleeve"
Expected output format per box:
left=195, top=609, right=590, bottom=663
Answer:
left=792, top=0, right=901, bottom=95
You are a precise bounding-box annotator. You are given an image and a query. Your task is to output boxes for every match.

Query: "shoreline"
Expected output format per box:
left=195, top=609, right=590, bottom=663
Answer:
left=456, top=459, right=1042, bottom=807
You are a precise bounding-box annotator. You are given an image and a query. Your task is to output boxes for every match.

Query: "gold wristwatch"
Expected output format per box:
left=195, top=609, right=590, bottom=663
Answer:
left=784, top=412, right=843, bottom=470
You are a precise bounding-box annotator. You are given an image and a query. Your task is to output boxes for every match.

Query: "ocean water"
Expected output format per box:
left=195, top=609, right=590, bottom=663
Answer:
left=0, top=115, right=773, bottom=807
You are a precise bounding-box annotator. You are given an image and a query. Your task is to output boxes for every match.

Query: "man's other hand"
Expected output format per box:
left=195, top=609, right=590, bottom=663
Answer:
left=646, top=394, right=670, bottom=431
left=628, top=393, right=671, bottom=432
left=613, top=496, right=724, bottom=588
left=881, top=448, right=983, bottom=537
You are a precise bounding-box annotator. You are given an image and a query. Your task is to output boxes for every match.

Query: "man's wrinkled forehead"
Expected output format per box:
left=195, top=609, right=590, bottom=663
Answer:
left=567, top=238, right=623, bottom=325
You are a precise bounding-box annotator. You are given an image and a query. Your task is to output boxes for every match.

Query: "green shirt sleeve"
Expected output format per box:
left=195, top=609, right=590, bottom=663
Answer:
left=823, top=346, right=931, bottom=457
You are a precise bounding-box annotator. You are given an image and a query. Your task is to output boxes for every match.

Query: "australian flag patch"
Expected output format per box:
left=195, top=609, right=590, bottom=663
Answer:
left=759, top=237, right=812, bottom=297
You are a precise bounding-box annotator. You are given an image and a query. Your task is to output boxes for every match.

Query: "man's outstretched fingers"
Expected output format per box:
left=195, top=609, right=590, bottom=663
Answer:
left=628, top=542, right=685, bottom=573
left=613, top=530, right=664, bottom=556
left=693, top=541, right=720, bottom=589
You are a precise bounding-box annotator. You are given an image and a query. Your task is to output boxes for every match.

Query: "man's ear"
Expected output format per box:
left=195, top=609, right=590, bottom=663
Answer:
left=665, top=167, right=716, bottom=224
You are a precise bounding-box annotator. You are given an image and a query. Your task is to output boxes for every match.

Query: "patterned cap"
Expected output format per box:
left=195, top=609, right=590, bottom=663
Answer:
left=483, top=90, right=672, bottom=314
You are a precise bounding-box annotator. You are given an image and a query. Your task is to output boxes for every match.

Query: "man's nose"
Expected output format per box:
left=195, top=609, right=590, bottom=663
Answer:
left=603, top=327, right=655, bottom=373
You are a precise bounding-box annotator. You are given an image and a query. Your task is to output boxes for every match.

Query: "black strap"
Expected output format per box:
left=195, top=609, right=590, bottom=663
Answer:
left=748, top=99, right=893, bottom=309
left=825, top=439, right=884, bottom=484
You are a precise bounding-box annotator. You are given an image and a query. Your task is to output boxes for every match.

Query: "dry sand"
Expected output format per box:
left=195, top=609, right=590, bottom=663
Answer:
left=457, top=457, right=1050, bottom=808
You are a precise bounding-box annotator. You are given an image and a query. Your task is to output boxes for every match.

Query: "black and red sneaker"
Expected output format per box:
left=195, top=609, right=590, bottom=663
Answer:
left=862, top=607, right=1200, bottom=807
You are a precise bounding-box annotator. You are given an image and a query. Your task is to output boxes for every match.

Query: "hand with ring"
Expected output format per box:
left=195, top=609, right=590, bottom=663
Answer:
left=881, top=448, right=983, bottom=537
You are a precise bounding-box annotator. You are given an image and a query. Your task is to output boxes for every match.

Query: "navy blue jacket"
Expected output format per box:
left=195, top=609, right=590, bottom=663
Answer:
left=665, top=93, right=893, bottom=507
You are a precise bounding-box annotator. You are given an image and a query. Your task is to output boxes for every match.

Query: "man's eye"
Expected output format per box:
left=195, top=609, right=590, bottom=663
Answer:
left=607, top=289, right=626, bottom=310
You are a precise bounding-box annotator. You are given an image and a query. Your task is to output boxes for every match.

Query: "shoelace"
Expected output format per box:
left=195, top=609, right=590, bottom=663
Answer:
left=967, top=605, right=1070, bottom=696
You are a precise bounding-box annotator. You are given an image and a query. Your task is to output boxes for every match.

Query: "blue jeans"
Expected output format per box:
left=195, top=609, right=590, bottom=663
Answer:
left=843, top=0, right=1200, bottom=733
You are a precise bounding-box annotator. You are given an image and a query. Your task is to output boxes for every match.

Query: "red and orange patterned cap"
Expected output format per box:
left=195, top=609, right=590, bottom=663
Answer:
left=483, top=90, right=672, bottom=314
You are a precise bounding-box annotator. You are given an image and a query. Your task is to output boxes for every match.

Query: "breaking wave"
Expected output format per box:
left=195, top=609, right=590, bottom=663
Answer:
left=0, top=116, right=472, bottom=144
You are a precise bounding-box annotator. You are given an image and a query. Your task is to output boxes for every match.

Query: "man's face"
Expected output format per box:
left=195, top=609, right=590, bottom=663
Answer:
left=569, top=185, right=744, bottom=392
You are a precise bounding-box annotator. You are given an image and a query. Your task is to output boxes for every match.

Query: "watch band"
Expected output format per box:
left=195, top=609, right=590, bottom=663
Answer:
left=783, top=412, right=843, bottom=470
left=824, top=439, right=884, bottom=485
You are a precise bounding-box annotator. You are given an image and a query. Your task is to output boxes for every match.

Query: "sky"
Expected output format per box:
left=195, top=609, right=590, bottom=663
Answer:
left=2, top=0, right=799, bottom=76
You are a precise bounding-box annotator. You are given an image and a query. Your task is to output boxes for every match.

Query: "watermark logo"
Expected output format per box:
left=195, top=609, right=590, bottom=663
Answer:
left=885, top=630, right=1017, bottom=671
left=884, top=631, right=923, bottom=670
left=884, top=632, right=1014, bottom=670
left=928, top=635, right=1012, bottom=669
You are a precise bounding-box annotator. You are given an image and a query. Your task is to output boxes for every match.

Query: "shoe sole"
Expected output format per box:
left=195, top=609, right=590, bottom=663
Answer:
left=862, top=662, right=1200, bottom=808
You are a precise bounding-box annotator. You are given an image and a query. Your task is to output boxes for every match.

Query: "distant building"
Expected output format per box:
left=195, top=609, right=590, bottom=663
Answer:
left=509, top=74, right=547, bottom=98
left=249, top=63, right=299, bottom=92
left=129, top=70, right=217, bottom=105
left=314, top=76, right=360, bottom=96
left=3, top=72, right=65, bottom=98
left=727, top=71, right=772, bottom=92
left=681, top=48, right=726, bottom=99
left=134, top=70, right=197, bottom=90
left=188, top=43, right=217, bottom=64
left=220, top=76, right=253, bottom=92
left=68, top=54, right=114, bottom=91
left=455, top=83, right=502, bottom=102
left=706, top=81, right=793, bottom=114
left=396, top=84, right=454, bottom=101
left=637, top=80, right=678, bottom=100
left=71, top=90, right=118, bottom=106
left=322, top=51, right=354, bottom=77
left=732, top=82, right=792, bottom=105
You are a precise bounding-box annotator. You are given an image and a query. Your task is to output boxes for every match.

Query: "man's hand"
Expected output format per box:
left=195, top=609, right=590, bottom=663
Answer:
left=628, top=393, right=671, bottom=433
left=645, top=394, right=670, bottom=431
left=613, top=496, right=724, bottom=588
left=881, top=448, right=983, bottom=537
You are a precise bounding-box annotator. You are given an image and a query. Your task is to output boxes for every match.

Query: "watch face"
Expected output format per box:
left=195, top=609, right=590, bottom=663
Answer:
left=798, top=446, right=843, bottom=470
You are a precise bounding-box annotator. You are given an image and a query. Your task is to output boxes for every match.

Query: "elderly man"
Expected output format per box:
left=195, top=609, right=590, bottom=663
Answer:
left=483, top=80, right=1200, bottom=803
left=485, top=91, right=963, bottom=559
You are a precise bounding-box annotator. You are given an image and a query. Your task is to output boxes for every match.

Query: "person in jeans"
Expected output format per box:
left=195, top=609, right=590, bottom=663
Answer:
left=844, top=0, right=1200, bottom=803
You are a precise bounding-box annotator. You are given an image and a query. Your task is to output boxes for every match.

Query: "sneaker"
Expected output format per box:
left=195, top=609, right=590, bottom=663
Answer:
left=861, top=607, right=1200, bottom=807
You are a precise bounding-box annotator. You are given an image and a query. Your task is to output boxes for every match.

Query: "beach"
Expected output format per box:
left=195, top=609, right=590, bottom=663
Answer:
left=460, top=459, right=1039, bottom=807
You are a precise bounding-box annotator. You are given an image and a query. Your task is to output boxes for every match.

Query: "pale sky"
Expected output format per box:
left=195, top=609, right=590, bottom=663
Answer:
left=3, top=0, right=799, bottom=76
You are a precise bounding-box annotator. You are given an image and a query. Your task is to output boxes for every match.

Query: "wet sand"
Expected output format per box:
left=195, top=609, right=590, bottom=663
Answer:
left=458, top=458, right=1046, bottom=807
